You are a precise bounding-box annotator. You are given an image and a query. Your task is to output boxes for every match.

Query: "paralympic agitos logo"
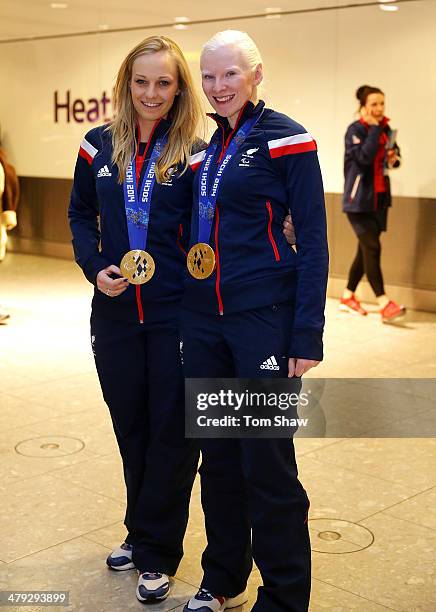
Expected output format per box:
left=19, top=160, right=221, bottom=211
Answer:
left=54, top=90, right=113, bottom=123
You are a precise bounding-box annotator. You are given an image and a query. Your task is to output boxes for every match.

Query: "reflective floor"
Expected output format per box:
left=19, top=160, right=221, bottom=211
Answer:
left=0, top=253, right=435, bottom=611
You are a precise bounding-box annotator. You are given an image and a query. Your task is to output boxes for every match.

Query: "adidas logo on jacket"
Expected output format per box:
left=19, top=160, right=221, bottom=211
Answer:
left=97, top=164, right=112, bottom=177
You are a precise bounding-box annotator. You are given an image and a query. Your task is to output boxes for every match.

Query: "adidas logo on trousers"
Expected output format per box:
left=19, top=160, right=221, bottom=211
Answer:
left=260, top=355, right=280, bottom=370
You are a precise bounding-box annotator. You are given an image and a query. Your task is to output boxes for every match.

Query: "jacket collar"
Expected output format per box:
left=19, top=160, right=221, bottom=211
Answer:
left=136, top=116, right=172, bottom=144
left=154, top=116, right=172, bottom=138
left=208, top=99, right=265, bottom=133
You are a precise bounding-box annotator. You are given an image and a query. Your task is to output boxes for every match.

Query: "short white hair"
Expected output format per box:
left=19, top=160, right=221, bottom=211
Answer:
left=201, top=30, right=263, bottom=73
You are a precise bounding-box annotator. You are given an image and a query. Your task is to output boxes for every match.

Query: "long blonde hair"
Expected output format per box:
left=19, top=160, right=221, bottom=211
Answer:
left=109, top=36, right=202, bottom=183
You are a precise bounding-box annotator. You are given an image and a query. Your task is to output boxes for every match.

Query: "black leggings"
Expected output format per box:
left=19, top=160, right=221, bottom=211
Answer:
left=347, top=228, right=385, bottom=297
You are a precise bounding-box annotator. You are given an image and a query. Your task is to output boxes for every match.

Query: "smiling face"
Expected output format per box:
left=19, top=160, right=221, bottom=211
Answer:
left=130, top=50, right=179, bottom=135
left=201, top=44, right=262, bottom=127
left=364, top=93, right=385, bottom=122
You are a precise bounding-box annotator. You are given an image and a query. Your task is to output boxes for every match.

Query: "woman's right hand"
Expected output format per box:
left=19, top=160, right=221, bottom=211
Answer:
left=360, top=108, right=379, bottom=126
left=96, top=265, right=129, bottom=298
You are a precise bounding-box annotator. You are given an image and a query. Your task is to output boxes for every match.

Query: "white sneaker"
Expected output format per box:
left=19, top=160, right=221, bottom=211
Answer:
left=106, top=542, right=135, bottom=571
left=183, top=588, right=248, bottom=611
left=136, top=571, right=170, bottom=603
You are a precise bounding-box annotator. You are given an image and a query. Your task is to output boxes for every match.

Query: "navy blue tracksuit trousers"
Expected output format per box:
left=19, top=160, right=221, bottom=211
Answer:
left=91, top=311, right=199, bottom=574
left=182, top=302, right=311, bottom=612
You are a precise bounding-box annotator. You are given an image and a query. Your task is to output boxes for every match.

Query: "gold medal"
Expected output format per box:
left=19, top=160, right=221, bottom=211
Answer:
left=120, top=250, right=155, bottom=285
left=187, top=243, right=216, bottom=279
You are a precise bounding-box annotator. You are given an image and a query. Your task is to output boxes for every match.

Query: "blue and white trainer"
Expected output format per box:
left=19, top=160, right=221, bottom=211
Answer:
left=136, top=571, right=170, bottom=603
left=106, top=542, right=135, bottom=571
left=183, top=588, right=248, bottom=611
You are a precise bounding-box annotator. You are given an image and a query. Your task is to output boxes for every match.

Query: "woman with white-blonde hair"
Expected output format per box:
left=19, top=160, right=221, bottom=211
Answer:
left=182, top=29, right=328, bottom=612
left=69, top=35, right=204, bottom=605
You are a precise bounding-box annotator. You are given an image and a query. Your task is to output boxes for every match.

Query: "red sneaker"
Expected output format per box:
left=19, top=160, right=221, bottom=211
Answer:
left=381, top=300, right=406, bottom=323
left=339, top=294, right=368, bottom=316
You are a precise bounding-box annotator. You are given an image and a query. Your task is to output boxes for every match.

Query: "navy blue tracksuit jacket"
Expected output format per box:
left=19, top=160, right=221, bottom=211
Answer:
left=343, top=117, right=400, bottom=213
left=69, top=119, right=194, bottom=323
left=185, top=100, right=328, bottom=361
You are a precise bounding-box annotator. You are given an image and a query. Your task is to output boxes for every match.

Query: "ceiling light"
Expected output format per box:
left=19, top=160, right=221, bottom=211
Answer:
left=98, top=24, right=109, bottom=30
left=173, top=16, right=190, bottom=29
left=265, top=7, right=282, bottom=19
left=50, top=2, right=68, bottom=7
left=379, top=4, right=399, bottom=10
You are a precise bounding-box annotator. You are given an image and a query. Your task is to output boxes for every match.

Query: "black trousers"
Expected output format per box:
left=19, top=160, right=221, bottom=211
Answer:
left=346, top=215, right=385, bottom=297
left=91, top=312, right=199, bottom=574
left=347, top=203, right=388, bottom=297
left=182, top=303, right=311, bottom=612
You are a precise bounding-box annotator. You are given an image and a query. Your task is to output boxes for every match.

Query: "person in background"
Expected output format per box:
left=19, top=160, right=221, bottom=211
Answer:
left=182, top=29, right=328, bottom=612
left=0, top=146, right=19, bottom=262
left=339, top=85, right=405, bottom=323
left=0, top=147, right=18, bottom=322
left=69, top=35, right=203, bottom=605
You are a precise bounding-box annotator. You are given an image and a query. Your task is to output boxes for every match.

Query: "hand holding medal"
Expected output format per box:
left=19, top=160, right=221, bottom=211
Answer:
left=96, top=265, right=129, bottom=297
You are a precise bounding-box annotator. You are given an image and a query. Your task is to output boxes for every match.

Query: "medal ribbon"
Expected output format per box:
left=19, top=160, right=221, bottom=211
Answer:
left=123, top=137, right=166, bottom=250
left=197, top=110, right=263, bottom=243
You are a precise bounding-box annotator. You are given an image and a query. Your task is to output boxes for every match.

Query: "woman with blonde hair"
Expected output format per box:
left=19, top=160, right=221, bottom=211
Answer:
left=69, top=35, right=203, bottom=604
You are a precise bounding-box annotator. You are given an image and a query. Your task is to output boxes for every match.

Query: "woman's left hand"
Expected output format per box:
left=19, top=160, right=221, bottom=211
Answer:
left=283, top=214, right=296, bottom=245
left=288, top=358, right=320, bottom=377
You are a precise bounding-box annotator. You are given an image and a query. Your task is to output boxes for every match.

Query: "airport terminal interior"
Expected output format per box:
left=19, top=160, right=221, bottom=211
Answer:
left=1, top=255, right=435, bottom=611
left=1, top=1, right=436, bottom=611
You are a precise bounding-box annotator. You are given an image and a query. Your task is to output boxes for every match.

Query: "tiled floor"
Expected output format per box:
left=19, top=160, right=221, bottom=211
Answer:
left=0, top=253, right=435, bottom=611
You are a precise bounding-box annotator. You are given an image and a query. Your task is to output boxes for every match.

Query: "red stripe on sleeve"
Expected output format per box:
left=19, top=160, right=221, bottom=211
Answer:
left=78, top=147, right=93, bottom=165
left=270, top=140, right=317, bottom=158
